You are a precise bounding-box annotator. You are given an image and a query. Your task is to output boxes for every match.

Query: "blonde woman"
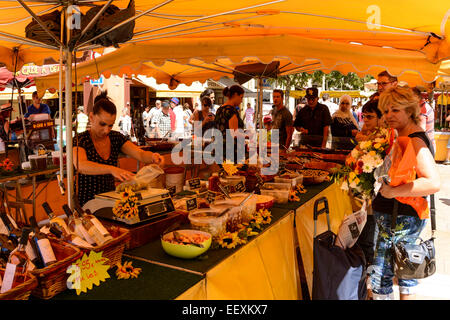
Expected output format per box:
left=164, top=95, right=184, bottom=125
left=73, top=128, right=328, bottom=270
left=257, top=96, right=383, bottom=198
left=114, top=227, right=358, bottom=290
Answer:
left=370, top=87, right=440, bottom=300
left=331, top=95, right=359, bottom=138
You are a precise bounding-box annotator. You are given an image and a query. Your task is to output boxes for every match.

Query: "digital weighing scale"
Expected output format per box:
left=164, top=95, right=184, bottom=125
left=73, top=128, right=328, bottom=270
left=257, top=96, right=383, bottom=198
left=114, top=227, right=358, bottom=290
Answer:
left=84, top=188, right=175, bottom=226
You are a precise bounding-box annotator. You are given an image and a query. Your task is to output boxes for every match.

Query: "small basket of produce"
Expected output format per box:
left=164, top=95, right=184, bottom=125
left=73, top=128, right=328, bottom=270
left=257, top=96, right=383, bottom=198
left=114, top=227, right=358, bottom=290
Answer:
left=0, top=269, right=38, bottom=300
left=298, top=169, right=330, bottom=185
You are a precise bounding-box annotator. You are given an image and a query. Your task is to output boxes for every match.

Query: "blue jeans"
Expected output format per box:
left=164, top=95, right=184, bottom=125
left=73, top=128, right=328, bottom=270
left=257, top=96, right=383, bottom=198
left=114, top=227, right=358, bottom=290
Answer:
left=370, top=211, right=427, bottom=298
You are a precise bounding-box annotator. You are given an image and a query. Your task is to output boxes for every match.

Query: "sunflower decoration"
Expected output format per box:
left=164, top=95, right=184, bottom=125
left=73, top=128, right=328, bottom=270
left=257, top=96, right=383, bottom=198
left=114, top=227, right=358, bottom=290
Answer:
left=217, top=231, right=241, bottom=249
left=295, top=184, right=307, bottom=194
left=115, top=261, right=142, bottom=280
left=248, top=213, right=264, bottom=230
left=257, top=209, right=272, bottom=225
left=113, top=187, right=140, bottom=220
left=237, top=223, right=259, bottom=244
left=222, top=159, right=239, bottom=176
left=289, top=189, right=300, bottom=202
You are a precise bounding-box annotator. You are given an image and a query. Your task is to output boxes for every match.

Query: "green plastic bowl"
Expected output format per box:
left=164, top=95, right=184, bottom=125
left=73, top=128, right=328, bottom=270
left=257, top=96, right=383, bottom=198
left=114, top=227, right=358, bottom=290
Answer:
left=161, top=229, right=212, bottom=259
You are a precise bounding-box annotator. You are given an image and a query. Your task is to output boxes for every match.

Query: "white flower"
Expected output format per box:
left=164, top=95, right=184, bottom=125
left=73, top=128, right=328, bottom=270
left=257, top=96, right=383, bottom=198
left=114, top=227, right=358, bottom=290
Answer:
left=351, top=149, right=360, bottom=159
left=341, top=180, right=349, bottom=191
left=363, top=163, right=374, bottom=173
left=373, top=154, right=384, bottom=167
left=349, top=180, right=358, bottom=189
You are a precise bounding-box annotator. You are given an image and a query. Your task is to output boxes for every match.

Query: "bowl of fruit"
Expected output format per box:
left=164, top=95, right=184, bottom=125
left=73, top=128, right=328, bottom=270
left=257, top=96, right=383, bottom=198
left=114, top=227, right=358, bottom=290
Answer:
left=161, top=229, right=212, bottom=259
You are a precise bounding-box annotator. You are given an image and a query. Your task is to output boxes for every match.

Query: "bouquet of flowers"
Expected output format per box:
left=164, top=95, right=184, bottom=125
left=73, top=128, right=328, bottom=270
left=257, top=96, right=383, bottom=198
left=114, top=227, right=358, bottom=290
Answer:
left=333, top=127, right=394, bottom=200
left=112, top=188, right=139, bottom=222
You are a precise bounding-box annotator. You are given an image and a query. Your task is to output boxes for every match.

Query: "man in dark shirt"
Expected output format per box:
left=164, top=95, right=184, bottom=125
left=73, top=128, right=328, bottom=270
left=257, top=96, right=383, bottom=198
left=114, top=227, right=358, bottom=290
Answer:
left=24, top=91, right=51, bottom=118
left=271, top=89, right=293, bottom=150
left=294, top=87, right=332, bottom=148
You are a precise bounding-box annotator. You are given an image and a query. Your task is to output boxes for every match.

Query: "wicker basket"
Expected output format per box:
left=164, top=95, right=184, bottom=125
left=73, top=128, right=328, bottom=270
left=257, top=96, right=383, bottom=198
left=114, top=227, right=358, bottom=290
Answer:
left=0, top=270, right=38, bottom=300
left=76, top=226, right=130, bottom=269
left=30, top=239, right=82, bottom=300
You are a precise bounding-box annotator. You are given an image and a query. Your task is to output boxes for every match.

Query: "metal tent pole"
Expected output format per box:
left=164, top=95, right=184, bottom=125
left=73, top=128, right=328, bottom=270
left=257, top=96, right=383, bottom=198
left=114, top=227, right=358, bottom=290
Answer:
left=58, top=47, right=64, bottom=194
left=257, top=77, right=264, bottom=129
left=64, top=48, right=73, bottom=209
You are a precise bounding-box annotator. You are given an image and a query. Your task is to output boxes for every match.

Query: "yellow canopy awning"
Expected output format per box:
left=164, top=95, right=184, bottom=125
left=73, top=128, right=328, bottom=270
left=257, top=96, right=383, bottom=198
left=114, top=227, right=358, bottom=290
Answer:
left=0, top=0, right=448, bottom=84
left=34, top=33, right=444, bottom=95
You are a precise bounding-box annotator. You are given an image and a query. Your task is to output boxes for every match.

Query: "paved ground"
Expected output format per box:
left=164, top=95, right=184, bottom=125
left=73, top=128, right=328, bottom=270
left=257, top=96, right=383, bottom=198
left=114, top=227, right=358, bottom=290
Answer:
left=392, top=163, right=450, bottom=300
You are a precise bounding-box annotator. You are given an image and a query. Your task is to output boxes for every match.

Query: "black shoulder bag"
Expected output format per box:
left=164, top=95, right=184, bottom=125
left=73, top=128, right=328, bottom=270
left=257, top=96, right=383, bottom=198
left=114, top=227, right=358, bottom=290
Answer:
left=391, top=195, right=436, bottom=280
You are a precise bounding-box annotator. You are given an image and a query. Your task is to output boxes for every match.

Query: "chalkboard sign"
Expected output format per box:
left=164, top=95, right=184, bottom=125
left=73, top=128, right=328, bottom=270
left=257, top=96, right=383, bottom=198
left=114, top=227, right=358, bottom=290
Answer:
left=235, top=181, right=246, bottom=193
left=206, top=190, right=218, bottom=204
left=218, top=168, right=227, bottom=178
left=255, top=173, right=264, bottom=187
left=186, top=198, right=198, bottom=211
left=167, top=186, right=177, bottom=196
left=188, top=178, right=201, bottom=190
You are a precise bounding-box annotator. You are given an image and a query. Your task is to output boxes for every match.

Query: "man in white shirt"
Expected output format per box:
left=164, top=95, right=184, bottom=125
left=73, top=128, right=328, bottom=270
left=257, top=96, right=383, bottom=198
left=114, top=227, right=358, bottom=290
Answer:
left=321, top=93, right=339, bottom=116
left=147, top=100, right=162, bottom=137
left=142, top=106, right=151, bottom=138
left=171, top=97, right=184, bottom=138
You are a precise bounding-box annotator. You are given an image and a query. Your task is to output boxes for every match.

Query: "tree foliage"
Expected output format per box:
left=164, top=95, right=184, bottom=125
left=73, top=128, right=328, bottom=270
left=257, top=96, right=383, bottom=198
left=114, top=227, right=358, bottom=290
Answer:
left=270, top=71, right=373, bottom=91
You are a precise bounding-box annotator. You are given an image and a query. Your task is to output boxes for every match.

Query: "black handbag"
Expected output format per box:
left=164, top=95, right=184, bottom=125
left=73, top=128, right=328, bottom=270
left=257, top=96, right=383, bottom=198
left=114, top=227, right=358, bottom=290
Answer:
left=391, top=195, right=436, bottom=280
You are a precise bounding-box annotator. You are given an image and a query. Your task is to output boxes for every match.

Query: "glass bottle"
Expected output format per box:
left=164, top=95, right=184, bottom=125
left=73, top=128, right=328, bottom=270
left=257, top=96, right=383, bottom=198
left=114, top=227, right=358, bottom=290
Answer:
left=62, top=204, right=97, bottom=247
left=29, top=217, right=57, bottom=267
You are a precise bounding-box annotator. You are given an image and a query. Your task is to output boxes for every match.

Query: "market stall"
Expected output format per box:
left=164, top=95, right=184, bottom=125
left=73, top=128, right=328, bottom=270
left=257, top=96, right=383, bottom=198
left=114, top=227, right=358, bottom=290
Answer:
left=0, top=0, right=448, bottom=302
left=36, top=180, right=342, bottom=300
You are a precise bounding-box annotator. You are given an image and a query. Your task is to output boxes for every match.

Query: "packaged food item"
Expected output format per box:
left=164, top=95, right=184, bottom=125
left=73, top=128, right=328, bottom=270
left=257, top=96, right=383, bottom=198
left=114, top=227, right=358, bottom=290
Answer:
left=219, top=176, right=246, bottom=193
left=274, top=173, right=304, bottom=187
left=188, top=209, right=227, bottom=240
left=208, top=173, right=220, bottom=192
left=28, top=155, right=47, bottom=170
left=209, top=203, right=242, bottom=232
left=214, top=193, right=256, bottom=222
left=260, top=182, right=291, bottom=204
left=51, top=151, right=66, bottom=166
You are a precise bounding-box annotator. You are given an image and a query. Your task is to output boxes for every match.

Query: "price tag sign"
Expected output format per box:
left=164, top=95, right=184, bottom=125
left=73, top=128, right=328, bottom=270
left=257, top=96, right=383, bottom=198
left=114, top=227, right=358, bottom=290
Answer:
left=279, top=162, right=286, bottom=173
left=167, top=186, right=177, bottom=196
left=255, top=173, right=264, bottom=187
left=188, top=178, right=201, bottom=190
left=218, top=168, right=227, bottom=178
left=186, top=198, right=198, bottom=211
left=235, top=181, right=246, bottom=193
left=66, top=251, right=110, bottom=295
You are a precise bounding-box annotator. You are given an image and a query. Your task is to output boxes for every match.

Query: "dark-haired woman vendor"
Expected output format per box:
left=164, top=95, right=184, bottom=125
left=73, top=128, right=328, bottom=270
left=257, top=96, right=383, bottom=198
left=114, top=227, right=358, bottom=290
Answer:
left=73, top=93, right=164, bottom=207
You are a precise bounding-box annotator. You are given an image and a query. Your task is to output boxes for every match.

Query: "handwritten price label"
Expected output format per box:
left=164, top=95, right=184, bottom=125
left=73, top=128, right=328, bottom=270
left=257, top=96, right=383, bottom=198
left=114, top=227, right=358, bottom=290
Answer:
left=66, top=251, right=110, bottom=295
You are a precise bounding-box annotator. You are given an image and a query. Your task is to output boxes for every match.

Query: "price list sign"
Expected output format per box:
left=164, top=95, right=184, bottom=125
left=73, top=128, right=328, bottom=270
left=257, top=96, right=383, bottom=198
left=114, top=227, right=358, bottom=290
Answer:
left=66, top=251, right=110, bottom=295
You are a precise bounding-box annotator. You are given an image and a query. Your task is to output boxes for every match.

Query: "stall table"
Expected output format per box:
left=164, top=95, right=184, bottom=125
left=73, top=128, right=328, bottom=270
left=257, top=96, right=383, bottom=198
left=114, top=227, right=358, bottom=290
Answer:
left=0, top=166, right=60, bottom=224
left=39, top=181, right=352, bottom=300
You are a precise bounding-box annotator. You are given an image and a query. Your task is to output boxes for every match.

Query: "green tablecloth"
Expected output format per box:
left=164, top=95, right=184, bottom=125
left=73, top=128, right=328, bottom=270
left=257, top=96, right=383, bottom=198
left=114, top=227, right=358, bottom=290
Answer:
left=50, top=257, right=203, bottom=300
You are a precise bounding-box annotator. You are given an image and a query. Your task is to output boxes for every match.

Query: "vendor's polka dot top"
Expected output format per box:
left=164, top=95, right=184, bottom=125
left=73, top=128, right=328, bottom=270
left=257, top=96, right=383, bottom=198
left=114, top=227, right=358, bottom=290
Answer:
left=74, top=130, right=129, bottom=206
